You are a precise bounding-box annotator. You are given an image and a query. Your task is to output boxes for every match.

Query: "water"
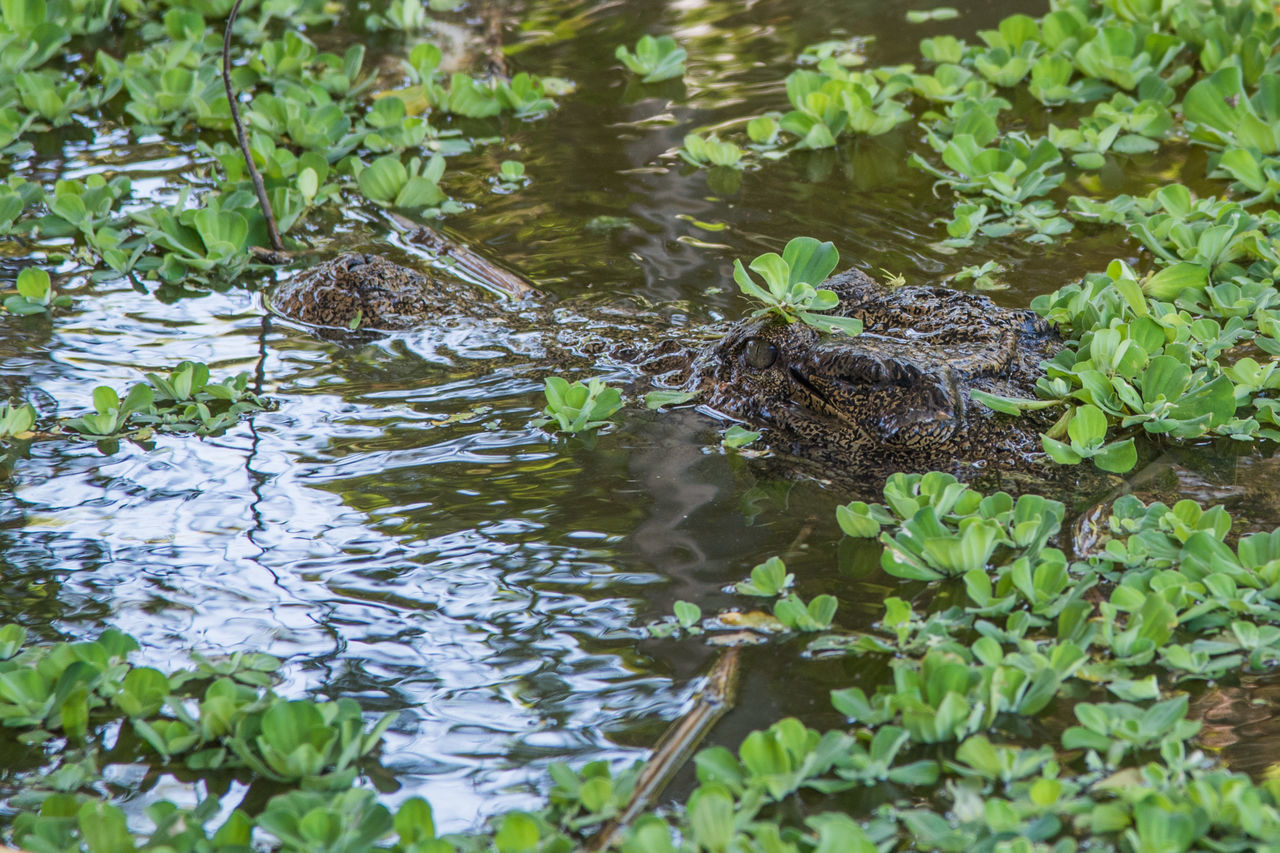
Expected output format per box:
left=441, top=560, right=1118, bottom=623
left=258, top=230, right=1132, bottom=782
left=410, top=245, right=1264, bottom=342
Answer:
left=4, top=0, right=1280, bottom=826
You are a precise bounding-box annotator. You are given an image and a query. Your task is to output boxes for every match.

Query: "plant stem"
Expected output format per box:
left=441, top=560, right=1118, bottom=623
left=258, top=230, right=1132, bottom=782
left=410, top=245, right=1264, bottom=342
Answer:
left=222, top=0, right=285, bottom=253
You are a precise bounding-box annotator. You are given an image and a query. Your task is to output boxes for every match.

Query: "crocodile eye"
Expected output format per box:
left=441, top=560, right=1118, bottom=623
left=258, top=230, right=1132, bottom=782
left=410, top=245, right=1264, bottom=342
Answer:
left=743, top=338, right=778, bottom=369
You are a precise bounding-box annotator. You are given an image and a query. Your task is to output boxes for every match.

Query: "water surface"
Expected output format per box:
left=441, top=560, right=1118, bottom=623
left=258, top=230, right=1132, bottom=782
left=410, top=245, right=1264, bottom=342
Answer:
left=4, top=0, right=1280, bottom=824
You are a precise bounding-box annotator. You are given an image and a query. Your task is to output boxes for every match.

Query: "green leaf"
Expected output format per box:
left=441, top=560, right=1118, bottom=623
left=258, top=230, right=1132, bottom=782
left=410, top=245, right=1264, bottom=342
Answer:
left=836, top=502, right=881, bottom=538
left=1042, top=434, right=1083, bottom=465
left=395, top=797, right=437, bottom=844
left=0, top=624, right=27, bottom=660
left=907, top=7, right=959, bottom=23
left=722, top=425, right=761, bottom=448
left=15, top=267, right=50, bottom=302
left=798, top=312, right=863, bottom=336
left=1093, top=437, right=1137, bottom=473
left=736, top=556, right=792, bottom=596
left=748, top=252, right=791, bottom=298
left=1066, top=404, right=1108, bottom=448
left=781, top=237, right=839, bottom=287
left=970, top=389, right=1059, bottom=415
left=115, top=667, right=170, bottom=718
left=687, top=785, right=734, bottom=851
left=358, top=156, right=409, bottom=203
left=77, top=801, right=137, bottom=853
left=494, top=812, right=539, bottom=853
left=1143, top=262, right=1208, bottom=300
left=673, top=600, right=701, bottom=629
left=645, top=390, right=699, bottom=409
left=616, top=35, right=686, bottom=83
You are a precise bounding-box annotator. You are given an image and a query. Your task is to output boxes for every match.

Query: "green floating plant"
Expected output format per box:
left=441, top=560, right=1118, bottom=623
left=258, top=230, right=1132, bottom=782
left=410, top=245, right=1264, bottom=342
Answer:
left=732, top=237, right=863, bottom=336
left=63, top=384, right=155, bottom=438
left=4, top=267, right=69, bottom=315
left=907, top=7, right=959, bottom=23
left=1040, top=403, right=1137, bottom=473
left=643, top=389, right=698, bottom=409
left=130, top=191, right=255, bottom=283
left=615, top=34, right=686, bottom=83
left=498, top=159, right=525, bottom=182
left=229, top=697, right=394, bottom=788
left=356, top=153, right=446, bottom=210
left=535, top=377, right=623, bottom=434
left=773, top=593, right=837, bottom=632
left=1183, top=65, right=1280, bottom=154
left=58, top=362, right=268, bottom=440
left=721, top=424, right=760, bottom=448
left=679, top=133, right=745, bottom=169
left=734, top=556, right=794, bottom=597
left=672, top=600, right=702, bottom=633
left=0, top=400, right=35, bottom=439
left=779, top=66, right=912, bottom=149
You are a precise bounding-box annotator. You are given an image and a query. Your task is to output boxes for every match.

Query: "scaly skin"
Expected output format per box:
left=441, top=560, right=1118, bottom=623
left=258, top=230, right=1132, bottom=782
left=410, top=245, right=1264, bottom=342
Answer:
left=693, top=269, right=1058, bottom=476
left=271, top=255, right=1060, bottom=476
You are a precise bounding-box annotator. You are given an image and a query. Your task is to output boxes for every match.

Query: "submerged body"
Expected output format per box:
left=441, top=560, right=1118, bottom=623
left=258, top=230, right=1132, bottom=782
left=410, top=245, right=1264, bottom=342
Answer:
left=272, top=254, right=1059, bottom=478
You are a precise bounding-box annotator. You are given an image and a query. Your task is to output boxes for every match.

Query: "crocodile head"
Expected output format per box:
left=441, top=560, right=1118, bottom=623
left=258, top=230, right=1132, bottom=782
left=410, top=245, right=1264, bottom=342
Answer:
left=693, top=317, right=968, bottom=455
left=688, top=270, right=1056, bottom=470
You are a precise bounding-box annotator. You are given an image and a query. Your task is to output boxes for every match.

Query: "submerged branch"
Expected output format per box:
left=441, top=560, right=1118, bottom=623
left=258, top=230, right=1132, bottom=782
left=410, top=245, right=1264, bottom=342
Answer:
left=392, top=213, right=541, bottom=299
left=585, top=647, right=741, bottom=852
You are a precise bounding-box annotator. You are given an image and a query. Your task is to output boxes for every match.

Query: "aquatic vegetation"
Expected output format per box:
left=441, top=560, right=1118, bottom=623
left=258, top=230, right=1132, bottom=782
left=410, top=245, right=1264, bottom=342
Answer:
left=672, top=0, right=1280, bottom=258
left=0, top=0, right=567, bottom=292
left=356, top=153, right=447, bottom=210
left=0, top=362, right=272, bottom=442
left=2, top=268, right=69, bottom=315
left=679, top=132, right=745, bottom=169
left=536, top=377, right=624, bottom=434
left=781, top=66, right=912, bottom=147
left=0, top=401, right=35, bottom=439
left=950, top=259, right=1006, bottom=291
left=796, top=37, right=868, bottom=68
left=1008, top=238, right=1280, bottom=466
left=732, top=237, right=864, bottom=335
left=643, top=389, right=699, bottom=409
left=1183, top=64, right=1280, bottom=153
left=734, top=556, right=793, bottom=597
left=62, top=384, right=157, bottom=439
left=720, top=424, right=761, bottom=448
left=772, top=593, right=837, bottom=631
left=16, top=473, right=1280, bottom=853
left=615, top=34, right=686, bottom=83
left=10, top=0, right=1280, bottom=848
left=906, top=7, right=959, bottom=23
left=493, top=159, right=528, bottom=192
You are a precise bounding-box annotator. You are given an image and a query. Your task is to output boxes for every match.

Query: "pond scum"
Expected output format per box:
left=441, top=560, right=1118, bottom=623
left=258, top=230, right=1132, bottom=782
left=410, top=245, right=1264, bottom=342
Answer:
left=7, top=0, right=1280, bottom=849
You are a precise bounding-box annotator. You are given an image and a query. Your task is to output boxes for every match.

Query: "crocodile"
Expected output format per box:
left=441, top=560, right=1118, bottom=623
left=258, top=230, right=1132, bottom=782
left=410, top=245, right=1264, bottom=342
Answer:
left=270, top=251, right=1060, bottom=478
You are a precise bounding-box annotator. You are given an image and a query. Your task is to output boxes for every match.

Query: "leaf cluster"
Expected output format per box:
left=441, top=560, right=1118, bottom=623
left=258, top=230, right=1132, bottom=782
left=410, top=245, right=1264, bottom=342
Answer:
left=615, top=35, right=686, bottom=83
left=731, top=237, right=863, bottom=336
left=535, top=377, right=624, bottom=434
left=54, top=361, right=268, bottom=440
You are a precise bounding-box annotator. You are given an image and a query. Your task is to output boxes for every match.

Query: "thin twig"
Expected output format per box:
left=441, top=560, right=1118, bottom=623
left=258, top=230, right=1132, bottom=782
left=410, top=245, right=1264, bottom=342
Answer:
left=222, top=0, right=284, bottom=252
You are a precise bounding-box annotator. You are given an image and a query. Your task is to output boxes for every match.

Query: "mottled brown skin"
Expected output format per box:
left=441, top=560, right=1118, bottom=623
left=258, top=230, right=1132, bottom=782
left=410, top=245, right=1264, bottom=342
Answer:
left=271, top=253, right=461, bottom=330
left=692, top=269, right=1058, bottom=475
left=271, top=254, right=1059, bottom=476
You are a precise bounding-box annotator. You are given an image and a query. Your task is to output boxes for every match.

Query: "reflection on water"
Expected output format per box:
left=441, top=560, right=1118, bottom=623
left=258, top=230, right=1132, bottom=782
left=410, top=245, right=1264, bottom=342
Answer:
left=7, top=0, right=1280, bottom=826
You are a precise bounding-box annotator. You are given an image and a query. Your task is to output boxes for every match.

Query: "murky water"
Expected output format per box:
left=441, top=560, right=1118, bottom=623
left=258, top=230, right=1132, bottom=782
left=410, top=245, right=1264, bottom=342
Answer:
left=4, top=0, right=1280, bottom=825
